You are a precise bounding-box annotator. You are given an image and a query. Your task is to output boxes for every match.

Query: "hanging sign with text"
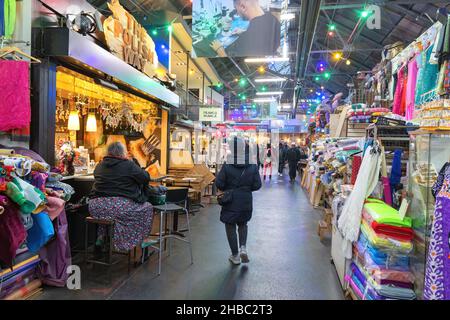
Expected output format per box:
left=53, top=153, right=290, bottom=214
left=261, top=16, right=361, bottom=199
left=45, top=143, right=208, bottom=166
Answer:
left=103, top=0, right=159, bottom=77
left=199, top=106, right=224, bottom=122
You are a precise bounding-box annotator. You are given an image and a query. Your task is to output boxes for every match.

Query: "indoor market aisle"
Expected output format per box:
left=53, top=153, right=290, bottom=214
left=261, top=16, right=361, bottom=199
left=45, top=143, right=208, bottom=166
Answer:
left=39, top=176, right=344, bottom=300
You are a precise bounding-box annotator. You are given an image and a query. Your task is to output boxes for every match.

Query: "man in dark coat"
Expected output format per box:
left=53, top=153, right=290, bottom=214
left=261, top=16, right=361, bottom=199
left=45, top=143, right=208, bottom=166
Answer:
left=215, top=137, right=262, bottom=265
left=278, top=142, right=287, bottom=176
left=286, top=142, right=301, bottom=182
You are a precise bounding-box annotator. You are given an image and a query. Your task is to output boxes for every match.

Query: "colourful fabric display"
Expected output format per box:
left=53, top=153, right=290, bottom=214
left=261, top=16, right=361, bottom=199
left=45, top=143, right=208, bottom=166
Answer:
left=363, top=202, right=412, bottom=228
left=360, top=220, right=413, bottom=253
left=30, top=171, right=48, bottom=193
left=0, top=61, right=31, bottom=131
left=362, top=210, right=413, bottom=241
left=0, top=0, right=4, bottom=36
left=5, top=177, right=46, bottom=214
left=45, top=196, right=65, bottom=221
left=356, top=234, right=409, bottom=270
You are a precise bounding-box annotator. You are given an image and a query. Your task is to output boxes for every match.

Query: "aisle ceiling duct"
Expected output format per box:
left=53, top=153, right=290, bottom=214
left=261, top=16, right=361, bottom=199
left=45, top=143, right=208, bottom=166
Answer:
left=293, top=0, right=322, bottom=116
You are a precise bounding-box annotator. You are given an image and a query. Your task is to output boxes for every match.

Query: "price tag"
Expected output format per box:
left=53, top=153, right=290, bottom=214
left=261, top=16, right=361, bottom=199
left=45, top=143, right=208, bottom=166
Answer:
left=398, top=199, right=409, bottom=220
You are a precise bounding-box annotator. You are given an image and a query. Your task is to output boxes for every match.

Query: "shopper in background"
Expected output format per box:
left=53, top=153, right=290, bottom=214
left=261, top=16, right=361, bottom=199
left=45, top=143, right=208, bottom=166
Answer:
left=278, top=142, right=287, bottom=177
left=89, top=142, right=154, bottom=253
left=263, top=143, right=273, bottom=181
left=215, top=137, right=262, bottom=265
left=286, top=142, right=301, bottom=182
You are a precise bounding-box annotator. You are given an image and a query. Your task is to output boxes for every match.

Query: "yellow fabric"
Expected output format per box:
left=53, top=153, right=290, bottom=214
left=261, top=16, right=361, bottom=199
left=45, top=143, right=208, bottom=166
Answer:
left=360, top=220, right=413, bottom=253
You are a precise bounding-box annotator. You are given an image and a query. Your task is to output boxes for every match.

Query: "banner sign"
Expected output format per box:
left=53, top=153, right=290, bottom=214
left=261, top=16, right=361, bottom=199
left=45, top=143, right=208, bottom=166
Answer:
left=199, top=106, right=224, bottom=122
left=192, top=0, right=281, bottom=58
left=103, top=0, right=159, bottom=77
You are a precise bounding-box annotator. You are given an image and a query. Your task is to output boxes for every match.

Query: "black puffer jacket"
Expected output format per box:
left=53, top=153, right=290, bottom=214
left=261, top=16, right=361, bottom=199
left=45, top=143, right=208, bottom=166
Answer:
left=90, top=156, right=150, bottom=203
left=215, top=163, right=262, bottom=224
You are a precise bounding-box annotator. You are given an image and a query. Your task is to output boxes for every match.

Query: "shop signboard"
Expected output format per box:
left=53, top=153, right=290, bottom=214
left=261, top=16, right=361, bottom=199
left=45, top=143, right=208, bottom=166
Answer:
left=192, top=0, right=281, bottom=58
left=199, top=106, right=224, bottom=122
left=103, top=0, right=159, bottom=77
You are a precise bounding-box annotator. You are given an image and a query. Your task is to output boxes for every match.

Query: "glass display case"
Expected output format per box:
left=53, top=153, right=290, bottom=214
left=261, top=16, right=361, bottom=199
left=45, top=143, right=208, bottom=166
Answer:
left=408, top=131, right=450, bottom=299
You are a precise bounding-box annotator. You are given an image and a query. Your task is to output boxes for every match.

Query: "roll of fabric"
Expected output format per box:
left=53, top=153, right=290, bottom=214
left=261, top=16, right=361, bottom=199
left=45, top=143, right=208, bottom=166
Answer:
left=4, top=279, right=42, bottom=300
left=0, top=149, right=15, bottom=156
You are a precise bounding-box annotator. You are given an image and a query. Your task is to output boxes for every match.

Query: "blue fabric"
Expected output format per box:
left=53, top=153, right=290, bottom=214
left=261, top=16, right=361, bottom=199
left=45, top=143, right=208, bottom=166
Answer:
left=0, top=0, right=5, bottom=36
left=26, top=212, right=54, bottom=253
left=358, top=233, right=410, bottom=270
left=390, top=149, right=403, bottom=186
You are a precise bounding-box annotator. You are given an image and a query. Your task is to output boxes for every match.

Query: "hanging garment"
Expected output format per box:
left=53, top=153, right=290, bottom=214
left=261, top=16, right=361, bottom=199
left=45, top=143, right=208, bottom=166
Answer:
left=425, top=163, right=450, bottom=300
left=0, top=61, right=31, bottom=131
left=405, top=58, right=418, bottom=120
left=3, top=0, right=15, bottom=38
left=389, top=149, right=403, bottom=200
left=0, top=0, right=4, bottom=36
left=338, top=144, right=381, bottom=258
left=392, top=66, right=406, bottom=115
left=415, top=47, right=439, bottom=104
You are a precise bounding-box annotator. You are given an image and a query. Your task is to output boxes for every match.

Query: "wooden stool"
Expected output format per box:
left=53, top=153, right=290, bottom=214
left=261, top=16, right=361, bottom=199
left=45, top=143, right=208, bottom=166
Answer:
left=84, top=217, right=135, bottom=276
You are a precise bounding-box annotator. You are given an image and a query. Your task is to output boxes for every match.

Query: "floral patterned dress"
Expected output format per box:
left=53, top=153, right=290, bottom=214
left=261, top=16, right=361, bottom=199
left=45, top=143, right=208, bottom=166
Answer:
left=424, top=163, right=450, bottom=300
left=89, top=197, right=153, bottom=252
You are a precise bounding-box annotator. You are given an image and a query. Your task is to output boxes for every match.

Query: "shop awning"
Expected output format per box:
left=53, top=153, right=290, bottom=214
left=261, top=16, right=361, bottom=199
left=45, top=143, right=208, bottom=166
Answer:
left=40, top=28, right=179, bottom=108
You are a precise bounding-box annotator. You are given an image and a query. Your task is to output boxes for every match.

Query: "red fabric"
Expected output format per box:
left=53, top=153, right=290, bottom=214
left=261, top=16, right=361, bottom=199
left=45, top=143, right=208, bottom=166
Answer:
left=0, top=61, right=31, bottom=131
left=362, top=210, right=413, bottom=241
left=351, top=155, right=362, bottom=185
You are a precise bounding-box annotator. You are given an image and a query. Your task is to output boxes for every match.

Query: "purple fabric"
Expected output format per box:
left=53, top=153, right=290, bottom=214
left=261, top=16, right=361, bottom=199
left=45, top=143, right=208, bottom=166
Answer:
left=425, top=166, right=450, bottom=300
left=30, top=172, right=48, bottom=192
left=37, top=209, right=72, bottom=287
left=0, top=199, right=27, bottom=267
left=0, top=146, right=46, bottom=163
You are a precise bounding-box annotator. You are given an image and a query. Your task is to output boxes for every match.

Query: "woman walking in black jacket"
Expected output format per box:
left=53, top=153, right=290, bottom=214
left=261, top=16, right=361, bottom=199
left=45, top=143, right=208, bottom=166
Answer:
left=215, top=137, right=262, bottom=265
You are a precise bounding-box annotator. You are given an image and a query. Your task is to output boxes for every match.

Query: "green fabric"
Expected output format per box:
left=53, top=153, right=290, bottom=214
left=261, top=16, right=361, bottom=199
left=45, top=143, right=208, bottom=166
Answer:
left=4, top=0, right=15, bottom=39
left=364, top=202, right=412, bottom=228
left=5, top=181, right=35, bottom=213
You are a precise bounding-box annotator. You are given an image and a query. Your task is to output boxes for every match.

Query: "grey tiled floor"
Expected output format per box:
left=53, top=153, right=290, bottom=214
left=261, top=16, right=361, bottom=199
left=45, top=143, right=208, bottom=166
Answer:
left=38, top=174, right=344, bottom=300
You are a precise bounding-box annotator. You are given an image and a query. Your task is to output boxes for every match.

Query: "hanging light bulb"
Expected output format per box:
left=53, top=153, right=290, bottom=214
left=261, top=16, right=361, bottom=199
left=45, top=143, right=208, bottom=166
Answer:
left=333, top=52, right=343, bottom=60
left=68, top=111, right=80, bottom=131
left=346, top=59, right=351, bottom=65
left=86, top=113, right=97, bottom=132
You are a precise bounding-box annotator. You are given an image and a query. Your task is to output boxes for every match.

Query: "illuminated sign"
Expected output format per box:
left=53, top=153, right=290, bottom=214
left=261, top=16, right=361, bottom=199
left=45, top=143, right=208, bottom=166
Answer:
left=199, top=106, right=224, bottom=122
left=103, top=0, right=158, bottom=77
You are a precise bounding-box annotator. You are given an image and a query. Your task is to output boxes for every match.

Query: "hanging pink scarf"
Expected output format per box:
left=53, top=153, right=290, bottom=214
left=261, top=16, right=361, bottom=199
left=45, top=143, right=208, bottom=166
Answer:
left=0, top=61, right=31, bottom=131
left=405, top=58, right=418, bottom=120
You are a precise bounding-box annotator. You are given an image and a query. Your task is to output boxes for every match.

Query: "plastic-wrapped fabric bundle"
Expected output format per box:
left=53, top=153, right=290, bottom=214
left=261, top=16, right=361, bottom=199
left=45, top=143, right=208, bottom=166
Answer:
left=362, top=210, right=413, bottom=241
left=360, top=220, right=413, bottom=254
left=355, top=235, right=410, bottom=271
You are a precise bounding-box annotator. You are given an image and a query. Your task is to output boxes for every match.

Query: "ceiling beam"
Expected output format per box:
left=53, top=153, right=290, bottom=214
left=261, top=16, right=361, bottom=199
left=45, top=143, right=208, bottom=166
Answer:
left=321, top=0, right=445, bottom=10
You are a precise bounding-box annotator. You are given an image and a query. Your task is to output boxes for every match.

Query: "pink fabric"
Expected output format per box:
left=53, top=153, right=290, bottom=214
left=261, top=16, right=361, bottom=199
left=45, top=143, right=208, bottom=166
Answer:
left=392, top=66, right=406, bottom=116
left=405, top=58, right=418, bottom=120
left=0, top=61, right=31, bottom=131
left=45, top=196, right=65, bottom=221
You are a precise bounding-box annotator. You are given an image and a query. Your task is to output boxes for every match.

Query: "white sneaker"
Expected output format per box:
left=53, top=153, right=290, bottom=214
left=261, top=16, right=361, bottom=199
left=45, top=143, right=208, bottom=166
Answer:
left=240, top=246, right=249, bottom=263
left=229, top=254, right=241, bottom=265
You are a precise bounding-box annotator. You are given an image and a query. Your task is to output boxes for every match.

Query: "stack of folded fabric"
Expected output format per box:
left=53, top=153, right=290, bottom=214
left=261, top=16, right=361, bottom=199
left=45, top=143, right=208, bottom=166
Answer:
left=347, top=105, right=391, bottom=124
left=347, top=199, right=416, bottom=300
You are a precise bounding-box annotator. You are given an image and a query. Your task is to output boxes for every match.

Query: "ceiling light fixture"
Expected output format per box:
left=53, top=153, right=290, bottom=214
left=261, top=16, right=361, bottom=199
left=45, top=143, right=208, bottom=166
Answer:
left=254, top=77, right=286, bottom=83
left=253, top=98, right=276, bottom=103
left=256, top=91, right=283, bottom=96
left=244, top=57, right=290, bottom=63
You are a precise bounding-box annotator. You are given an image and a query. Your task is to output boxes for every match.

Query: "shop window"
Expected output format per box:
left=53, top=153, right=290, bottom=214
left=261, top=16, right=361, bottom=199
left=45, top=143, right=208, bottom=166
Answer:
left=55, top=66, right=168, bottom=177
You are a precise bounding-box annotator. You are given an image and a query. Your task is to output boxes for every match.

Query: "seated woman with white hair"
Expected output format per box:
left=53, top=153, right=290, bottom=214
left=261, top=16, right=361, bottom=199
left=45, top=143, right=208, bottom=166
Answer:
left=89, top=142, right=154, bottom=252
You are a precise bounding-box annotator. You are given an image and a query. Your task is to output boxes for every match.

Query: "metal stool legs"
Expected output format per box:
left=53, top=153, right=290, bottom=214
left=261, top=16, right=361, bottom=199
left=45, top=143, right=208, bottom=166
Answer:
left=158, top=210, right=164, bottom=275
left=185, top=208, right=193, bottom=264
